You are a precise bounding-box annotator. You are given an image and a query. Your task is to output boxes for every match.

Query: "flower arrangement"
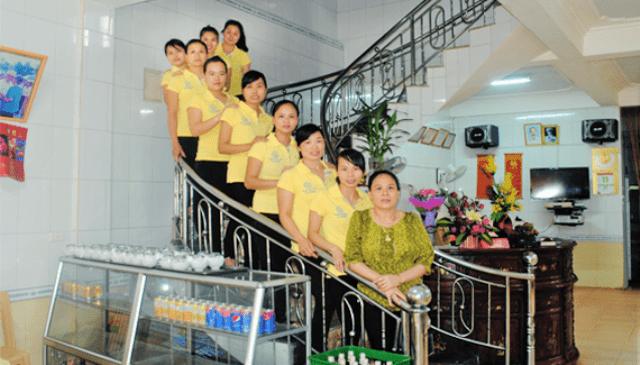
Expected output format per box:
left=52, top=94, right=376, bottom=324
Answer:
left=481, top=156, right=522, bottom=223
left=409, top=189, right=445, bottom=214
left=436, top=191, right=496, bottom=245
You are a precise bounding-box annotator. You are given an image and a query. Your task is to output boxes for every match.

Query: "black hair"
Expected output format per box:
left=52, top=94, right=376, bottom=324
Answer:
left=294, top=124, right=322, bottom=146
left=336, top=149, right=366, bottom=184
left=223, top=20, right=249, bottom=52
left=200, top=25, right=219, bottom=40
left=203, top=56, right=227, bottom=73
left=368, top=170, right=401, bottom=191
left=164, top=39, right=186, bottom=55
left=186, top=39, right=208, bottom=54
left=272, top=100, right=299, bottom=116
left=241, top=70, right=267, bottom=89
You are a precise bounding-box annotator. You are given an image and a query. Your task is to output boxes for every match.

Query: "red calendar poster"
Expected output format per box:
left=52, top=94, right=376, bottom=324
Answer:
left=0, top=122, right=28, bottom=181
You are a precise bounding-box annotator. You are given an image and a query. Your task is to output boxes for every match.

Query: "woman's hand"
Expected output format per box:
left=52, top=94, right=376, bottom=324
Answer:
left=172, top=142, right=186, bottom=162
left=383, top=287, right=407, bottom=307
left=374, top=274, right=402, bottom=292
left=329, top=246, right=346, bottom=273
left=298, top=238, right=318, bottom=258
left=251, top=136, right=269, bottom=145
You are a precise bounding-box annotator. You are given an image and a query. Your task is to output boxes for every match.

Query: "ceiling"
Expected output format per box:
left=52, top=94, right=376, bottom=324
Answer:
left=471, top=66, right=578, bottom=99
left=591, top=0, right=640, bottom=18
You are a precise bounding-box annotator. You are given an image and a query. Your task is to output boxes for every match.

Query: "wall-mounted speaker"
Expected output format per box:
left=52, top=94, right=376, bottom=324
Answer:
left=582, top=119, right=618, bottom=143
left=465, top=125, right=499, bottom=148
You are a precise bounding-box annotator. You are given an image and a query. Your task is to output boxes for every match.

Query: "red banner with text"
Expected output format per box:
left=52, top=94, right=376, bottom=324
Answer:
left=505, top=153, right=523, bottom=198
left=476, top=154, right=494, bottom=199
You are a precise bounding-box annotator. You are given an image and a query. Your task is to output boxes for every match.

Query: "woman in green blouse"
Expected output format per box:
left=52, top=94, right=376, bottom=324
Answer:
left=343, top=170, right=434, bottom=351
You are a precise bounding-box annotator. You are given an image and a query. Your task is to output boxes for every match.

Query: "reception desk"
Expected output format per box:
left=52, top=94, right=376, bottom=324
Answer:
left=426, top=240, right=579, bottom=365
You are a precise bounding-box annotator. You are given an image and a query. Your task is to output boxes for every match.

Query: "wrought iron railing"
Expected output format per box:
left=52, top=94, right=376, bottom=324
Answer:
left=173, top=160, right=538, bottom=364
left=265, top=0, right=497, bottom=162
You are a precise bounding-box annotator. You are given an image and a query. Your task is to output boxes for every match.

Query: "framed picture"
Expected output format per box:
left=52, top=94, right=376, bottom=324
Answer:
left=524, top=123, right=542, bottom=146
left=431, top=128, right=449, bottom=147
left=442, top=133, right=456, bottom=149
left=0, top=46, right=48, bottom=123
left=542, top=124, right=559, bottom=145
left=408, top=127, right=426, bottom=143
left=420, top=127, right=438, bottom=145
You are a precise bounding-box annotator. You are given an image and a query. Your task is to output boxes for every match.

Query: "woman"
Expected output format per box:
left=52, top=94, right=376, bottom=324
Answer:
left=308, top=148, right=372, bottom=348
left=214, top=20, right=251, bottom=97
left=161, top=39, right=187, bottom=100
left=166, top=39, right=208, bottom=167
left=200, top=25, right=219, bottom=60
left=245, top=100, right=300, bottom=270
left=277, top=124, right=337, bottom=353
left=343, top=170, right=434, bottom=352
left=187, top=56, right=239, bottom=252
left=218, top=70, right=271, bottom=262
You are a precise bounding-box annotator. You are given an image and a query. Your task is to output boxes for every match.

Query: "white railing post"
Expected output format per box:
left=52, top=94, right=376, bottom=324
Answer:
left=523, top=251, right=538, bottom=365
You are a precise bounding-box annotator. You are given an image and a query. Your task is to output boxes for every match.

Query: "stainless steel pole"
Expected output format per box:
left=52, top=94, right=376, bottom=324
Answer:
left=523, top=251, right=538, bottom=365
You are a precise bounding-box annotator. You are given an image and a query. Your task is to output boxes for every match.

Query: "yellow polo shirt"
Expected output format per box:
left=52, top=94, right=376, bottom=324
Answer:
left=248, top=134, right=300, bottom=214
left=214, top=44, right=251, bottom=97
left=167, top=69, right=205, bottom=137
left=161, top=66, right=181, bottom=86
left=220, top=102, right=272, bottom=183
left=310, top=185, right=373, bottom=276
left=277, top=161, right=337, bottom=252
left=190, top=91, right=240, bottom=162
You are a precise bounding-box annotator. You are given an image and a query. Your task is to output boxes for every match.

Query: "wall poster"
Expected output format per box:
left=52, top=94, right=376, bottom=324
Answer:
left=592, top=147, right=619, bottom=195
left=0, top=122, right=28, bottom=181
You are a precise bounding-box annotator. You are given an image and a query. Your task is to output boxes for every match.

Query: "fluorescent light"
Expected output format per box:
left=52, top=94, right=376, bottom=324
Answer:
left=516, top=112, right=574, bottom=120
left=491, top=76, right=531, bottom=86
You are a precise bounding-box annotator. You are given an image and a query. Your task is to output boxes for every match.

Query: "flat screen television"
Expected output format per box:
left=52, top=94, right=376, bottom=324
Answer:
left=530, top=167, right=590, bottom=201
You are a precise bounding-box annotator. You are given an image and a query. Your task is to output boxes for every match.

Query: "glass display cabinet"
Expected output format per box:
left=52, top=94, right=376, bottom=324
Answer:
left=44, top=256, right=311, bottom=365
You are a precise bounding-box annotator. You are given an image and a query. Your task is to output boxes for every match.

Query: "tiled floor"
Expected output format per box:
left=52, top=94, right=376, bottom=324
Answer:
left=575, top=287, right=640, bottom=365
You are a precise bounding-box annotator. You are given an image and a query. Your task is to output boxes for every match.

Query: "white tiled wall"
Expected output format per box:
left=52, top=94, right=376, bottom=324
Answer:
left=0, top=0, right=83, bottom=293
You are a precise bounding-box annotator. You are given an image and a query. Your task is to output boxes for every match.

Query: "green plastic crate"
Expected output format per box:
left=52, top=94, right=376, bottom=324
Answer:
left=309, top=346, right=411, bottom=365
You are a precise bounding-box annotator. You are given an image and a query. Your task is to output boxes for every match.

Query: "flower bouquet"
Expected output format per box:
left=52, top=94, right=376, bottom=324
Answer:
left=436, top=191, right=497, bottom=246
left=409, top=189, right=445, bottom=230
left=481, top=157, right=522, bottom=230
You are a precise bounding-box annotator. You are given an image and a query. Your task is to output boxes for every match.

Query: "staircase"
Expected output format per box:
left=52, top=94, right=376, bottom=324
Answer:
left=174, top=1, right=542, bottom=364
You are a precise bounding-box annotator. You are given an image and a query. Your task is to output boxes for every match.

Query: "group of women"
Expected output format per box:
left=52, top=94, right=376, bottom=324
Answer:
left=161, top=19, right=435, bottom=355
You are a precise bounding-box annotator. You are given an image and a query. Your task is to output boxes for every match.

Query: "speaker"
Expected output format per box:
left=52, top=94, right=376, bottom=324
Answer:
left=465, top=125, right=499, bottom=148
left=582, top=119, right=618, bottom=143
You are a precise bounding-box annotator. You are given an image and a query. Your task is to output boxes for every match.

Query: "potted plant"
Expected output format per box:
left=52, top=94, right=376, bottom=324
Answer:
left=356, top=100, right=408, bottom=171
left=436, top=191, right=497, bottom=246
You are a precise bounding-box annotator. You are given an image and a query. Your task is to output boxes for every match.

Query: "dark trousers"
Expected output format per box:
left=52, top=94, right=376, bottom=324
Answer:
left=224, top=182, right=255, bottom=264
left=310, top=271, right=362, bottom=353
left=178, top=136, right=198, bottom=169
left=364, top=302, right=400, bottom=352
left=194, top=161, right=229, bottom=253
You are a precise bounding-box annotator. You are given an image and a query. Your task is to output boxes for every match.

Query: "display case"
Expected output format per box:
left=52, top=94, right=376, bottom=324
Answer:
left=44, top=257, right=311, bottom=365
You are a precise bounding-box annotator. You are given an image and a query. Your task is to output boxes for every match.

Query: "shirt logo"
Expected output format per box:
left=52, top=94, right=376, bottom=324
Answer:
left=184, top=81, right=193, bottom=90
left=302, top=182, right=317, bottom=194
left=335, top=206, right=347, bottom=219
left=208, top=104, right=220, bottom=114
left=241, top=116, right=252, bottom=126
left=270, top=151, right=282, bottom=163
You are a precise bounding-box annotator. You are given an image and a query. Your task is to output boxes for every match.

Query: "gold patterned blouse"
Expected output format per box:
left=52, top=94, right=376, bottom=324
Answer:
left=343, top=209, right=435, bottom=310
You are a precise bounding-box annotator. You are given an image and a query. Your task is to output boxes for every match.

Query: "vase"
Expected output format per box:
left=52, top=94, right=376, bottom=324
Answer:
left=422, top=210, right=438, bottom=231
left=459, top=236, right=479, bottom=249
left=494, top=214, right=513, bottom=235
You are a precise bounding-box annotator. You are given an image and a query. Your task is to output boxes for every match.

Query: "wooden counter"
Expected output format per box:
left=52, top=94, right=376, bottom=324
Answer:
left=426, top=240, right=579, bottom=365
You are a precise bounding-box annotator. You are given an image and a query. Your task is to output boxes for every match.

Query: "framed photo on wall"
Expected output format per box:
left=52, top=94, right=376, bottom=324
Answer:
left=408, top=126, right=426, bottom=143
left=542, top=124, right=559, bottom=145
left=442, top=133, right=456, bottom=149
left=524, top=123, right=542, bottom=146
left=431, top=128, right=449, bottom=147
left=0, top=46, right=48, bottom=123
left=421, top=127, right=438, bottom=145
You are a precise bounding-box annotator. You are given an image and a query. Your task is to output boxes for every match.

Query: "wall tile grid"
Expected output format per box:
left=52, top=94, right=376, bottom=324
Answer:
left=0, top=0, right=83, bottom=299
